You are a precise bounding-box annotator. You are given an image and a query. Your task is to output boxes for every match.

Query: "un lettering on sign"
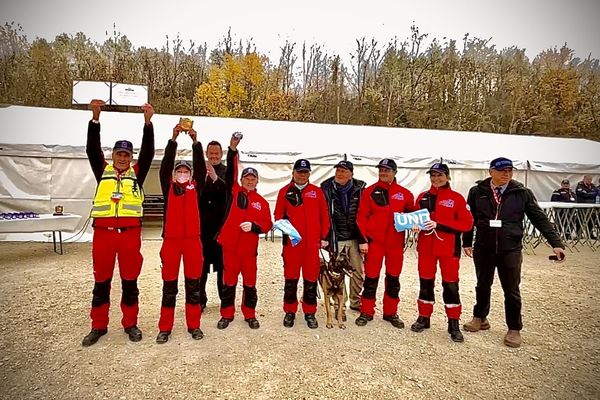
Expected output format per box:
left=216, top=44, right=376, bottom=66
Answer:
left=111, top=83, right=148, bottom=106
left=393, top=209, right=431, bottom=232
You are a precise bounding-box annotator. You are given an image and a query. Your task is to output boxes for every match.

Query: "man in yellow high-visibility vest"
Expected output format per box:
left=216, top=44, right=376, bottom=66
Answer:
left=82, top=99, right=155, bottom=347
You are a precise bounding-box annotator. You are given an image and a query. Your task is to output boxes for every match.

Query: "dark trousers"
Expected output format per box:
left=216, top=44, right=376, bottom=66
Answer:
left=198, top=239, right=224, bottom=307
left=473, top=249, right=523, bottom=330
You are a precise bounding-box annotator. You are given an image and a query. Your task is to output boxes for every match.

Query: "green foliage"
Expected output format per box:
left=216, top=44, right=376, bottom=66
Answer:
left=0, top=23, right=598, bottom=141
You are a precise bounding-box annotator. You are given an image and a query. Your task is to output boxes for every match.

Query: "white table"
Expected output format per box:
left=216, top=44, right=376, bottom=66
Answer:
left=0, top=213, right=82, bottom=254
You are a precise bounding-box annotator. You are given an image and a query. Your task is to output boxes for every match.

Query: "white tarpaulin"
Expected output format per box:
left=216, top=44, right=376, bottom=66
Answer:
left=0, top=105, right=599, bottom=242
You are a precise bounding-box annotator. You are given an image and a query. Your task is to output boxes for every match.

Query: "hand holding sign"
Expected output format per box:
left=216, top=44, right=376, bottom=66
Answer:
left=394, top=209, right=431, bottom=232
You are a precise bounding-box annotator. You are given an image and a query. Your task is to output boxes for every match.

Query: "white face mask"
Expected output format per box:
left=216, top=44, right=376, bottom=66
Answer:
left=175, top=171, right=191, bottom=183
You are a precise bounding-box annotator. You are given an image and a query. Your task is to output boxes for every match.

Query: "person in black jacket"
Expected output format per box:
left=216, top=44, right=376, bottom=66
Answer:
left=462, top=157, right=565, bottom=348
left=550, top=179, right=577, bottom=240
left=320, top=160, right=367, bottom=315
left=198, top=141, right=227, bottom=309
left=575, top=176, right=598, bottom=239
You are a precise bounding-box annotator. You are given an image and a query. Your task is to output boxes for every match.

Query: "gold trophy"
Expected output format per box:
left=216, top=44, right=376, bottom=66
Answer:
left=179, top=117, right=194, bottom=132
left=53, top=205, right=64, bottom=216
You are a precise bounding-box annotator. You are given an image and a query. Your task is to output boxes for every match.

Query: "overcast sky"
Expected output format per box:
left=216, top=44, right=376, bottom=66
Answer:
left=2, top=0, right=599, bottom=61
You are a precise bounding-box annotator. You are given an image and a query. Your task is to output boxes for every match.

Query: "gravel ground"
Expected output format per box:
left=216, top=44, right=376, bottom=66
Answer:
left=0, top=239, right=598, bottom=400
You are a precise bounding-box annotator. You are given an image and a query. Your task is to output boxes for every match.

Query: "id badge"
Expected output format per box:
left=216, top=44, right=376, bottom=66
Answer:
left=111, top=192, right=124, bottom=202
left=489, top=219, right=502, bottom=228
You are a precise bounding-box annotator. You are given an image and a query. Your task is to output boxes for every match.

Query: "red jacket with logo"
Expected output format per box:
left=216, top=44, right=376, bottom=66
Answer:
left=217, top=149, right=272, bottom=253
left=415, top=185, right=473, bottom=257
left=164, top=180, right=201, bottom=239
left=274, top=181, right=330, bottom=248
left=357, top=180, right=415, bottom=245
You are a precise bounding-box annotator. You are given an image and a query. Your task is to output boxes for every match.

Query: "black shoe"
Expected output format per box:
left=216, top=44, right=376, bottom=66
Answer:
left=124, top=326, right=142, bottom=342
left=189, top=328, right=204, bottom=340
left=383, top=314, right=405, bottom=329
left=217, top=318, right=233, bottom=330
left=410, top=316, right=431, bottom=332
left=200, top=303, right=206, bottom=312
left=349, top=305, right=361, bottom=311
left=156, top=331, right=170, bottom=344
left=334, top=309, right=347, bottom=322
left=305, top=313, right=318, bottom=329
left=283, top=312, right=295, bottom=328
left=448, top=319, right=464, bottom=343
left=82, top=328, right=107, bottom=347
left=245, top=318, right=260, bottom=329
left=355, top=313, right=373, bottom=326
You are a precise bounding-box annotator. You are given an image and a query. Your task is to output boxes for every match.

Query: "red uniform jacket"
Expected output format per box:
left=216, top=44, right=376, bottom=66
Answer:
left=415, top=185, right=473, bottom=257
left=217, top=148, right=273, bottom=254
left=274, top=182, right=330, bottom=248
left=357, top=180, right=415, bottom=245
left=164, top=180, right=201, bottom=239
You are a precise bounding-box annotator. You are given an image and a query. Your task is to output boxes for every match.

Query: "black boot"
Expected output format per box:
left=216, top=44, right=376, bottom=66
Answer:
left=124, top=326, right=142, bottom=342
left=283, top=312, right=295, bottom=328
left=217, top=318, right=233, bottom=330
left=355, top=313, right=373, bottom=326
left=156, top=331, right=170, bottom=344
left=383, top=314, right=405, bottom=329
left=82, top=329, right=107, bottom=347
left=188, top=328, right=204, bottom=340
left=305, top=313, right=318, bottom=329
left=245, top=318, right=260, bottom=329
left=410, top=316, right=431, bottom=332
left=448, top=319, right=464, bottom=343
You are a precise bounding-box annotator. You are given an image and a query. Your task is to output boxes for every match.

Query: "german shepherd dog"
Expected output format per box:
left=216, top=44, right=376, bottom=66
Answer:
left=319, top=247, right=355, bottom=329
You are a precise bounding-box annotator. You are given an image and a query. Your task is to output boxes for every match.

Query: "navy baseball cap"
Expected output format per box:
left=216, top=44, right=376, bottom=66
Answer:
left=427, top=163, right=450, bottom=175
left=241, top=167, right=258, bottom=178
left=490, top=157, right=515, bottom=170
left=113, top=140, right=133, bottom=155
left=334, top=160, right=354, bottom=172
left=174, top=160, right=192, bottom=171
left=377, top=158, right=397, bottom=171
left=293, top=159, right=311, bottom=172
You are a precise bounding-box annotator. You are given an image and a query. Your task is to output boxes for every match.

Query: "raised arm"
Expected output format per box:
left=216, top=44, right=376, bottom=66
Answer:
left=86, top=99, right=107, bottom=182
left=189, top=128, right=207, bottom=188
left=225, top=133, right=242, bottom=191
left=135, top=103, right=156, bottom=186
left=159, top=125, right=181, bottom=197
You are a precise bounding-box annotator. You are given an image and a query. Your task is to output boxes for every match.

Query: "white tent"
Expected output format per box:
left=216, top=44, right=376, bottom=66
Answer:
left=1, top=105, right=599, bottom=242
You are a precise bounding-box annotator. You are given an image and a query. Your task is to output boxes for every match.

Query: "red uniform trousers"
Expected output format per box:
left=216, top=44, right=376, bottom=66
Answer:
left=158, top=238, right=203, bottom=332
left=417, top=253, right=461, bottom=320
left=282, top=242, right=320, bottom=314
left=361, top=240, right=404, bottom=317
left=220, top=247, right=258, bottom=320
left=90, top=227, right=143, bottom=330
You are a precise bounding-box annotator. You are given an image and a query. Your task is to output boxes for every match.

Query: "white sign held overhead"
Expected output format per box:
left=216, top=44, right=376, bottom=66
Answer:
left=111, top=83, right=148, bottom=106
left=72, top=81, right=110, bottom=105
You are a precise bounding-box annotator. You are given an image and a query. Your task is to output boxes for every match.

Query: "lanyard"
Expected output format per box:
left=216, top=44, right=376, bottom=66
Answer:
left=491, top=185, right=502, bottom=219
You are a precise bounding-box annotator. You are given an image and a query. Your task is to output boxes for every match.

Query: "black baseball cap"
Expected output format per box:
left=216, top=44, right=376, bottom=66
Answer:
left=334, top=160, right=354, bottom=172
left=113, top=140, right=133, bottom=155
left=377, top=158, right=397, bottom=171
left=490, top=157, right=515, bottom=170
left=561, top=179, right=570, bottom=184
left=427, top=163, right=450, bottom=175
left=293, top=159, right=311, bottom=172
left=174, top=160, right=192, bottom=171
left=241, top=167, right=258, bottom=178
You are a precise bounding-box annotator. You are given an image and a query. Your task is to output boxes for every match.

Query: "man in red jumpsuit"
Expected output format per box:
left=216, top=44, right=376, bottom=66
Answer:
left=156, top=124, right=207, bottom=343
left=274, top=159, right=330, bottom=329
left=355, top=158, right=415, bottom=328
left=410, top=163, right=473, bottom=342
left=216, top=134, right=273, bottom=330
left=82, top=99, right=155, bottom=346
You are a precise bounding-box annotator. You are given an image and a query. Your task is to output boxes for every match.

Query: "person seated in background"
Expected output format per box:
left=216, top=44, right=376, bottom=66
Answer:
left=550, top=179, right=577, bottom=240
left=575, top=176, right=597, bottom=204
left=550, top=179, right=576, bottom=203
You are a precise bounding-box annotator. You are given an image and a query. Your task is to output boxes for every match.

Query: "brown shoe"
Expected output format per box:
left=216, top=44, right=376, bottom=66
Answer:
left=463, top=317, right=491, bottom=332
left=504, top=330, right=522, bottom=348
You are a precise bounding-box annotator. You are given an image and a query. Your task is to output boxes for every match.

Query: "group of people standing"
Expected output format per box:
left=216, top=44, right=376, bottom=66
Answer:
left=81, top=101, right=565, bottom=349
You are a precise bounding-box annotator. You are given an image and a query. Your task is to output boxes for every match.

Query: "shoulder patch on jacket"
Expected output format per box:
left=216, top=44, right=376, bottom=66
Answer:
left=439, top=199, right=454, bottom=208
left=251, top=201, right=262, bottom=210
left=304, top=190, right=317, bottom=198
left=391, top=192, right=404, bottom=201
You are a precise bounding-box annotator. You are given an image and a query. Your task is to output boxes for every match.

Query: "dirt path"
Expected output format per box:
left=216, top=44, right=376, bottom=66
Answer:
left=0, top=240, right=598, bottom=399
